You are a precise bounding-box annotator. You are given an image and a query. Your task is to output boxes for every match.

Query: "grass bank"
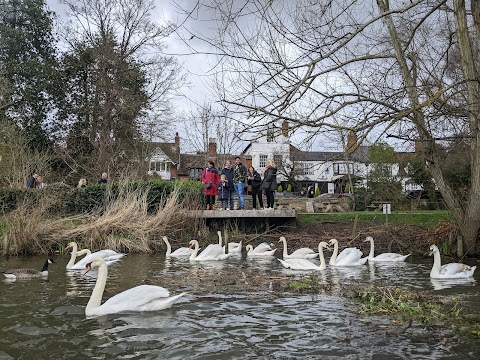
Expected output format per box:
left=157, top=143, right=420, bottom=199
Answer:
left=298, top=210, right=451, bottom=228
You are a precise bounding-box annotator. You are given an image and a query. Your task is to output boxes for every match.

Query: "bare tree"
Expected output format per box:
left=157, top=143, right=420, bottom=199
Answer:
left=176, top=0, right=480, bottom=254
left=182, top=102, right=242, bottom=157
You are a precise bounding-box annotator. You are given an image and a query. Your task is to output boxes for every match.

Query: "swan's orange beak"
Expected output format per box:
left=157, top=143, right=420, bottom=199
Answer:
left=82, top=263, right=92, bottom=276
left=65, top=245, right=72, bottom=254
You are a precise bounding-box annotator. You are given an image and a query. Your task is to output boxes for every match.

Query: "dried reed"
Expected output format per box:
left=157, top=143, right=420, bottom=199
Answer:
left=1, top=182, right=202, bottom=255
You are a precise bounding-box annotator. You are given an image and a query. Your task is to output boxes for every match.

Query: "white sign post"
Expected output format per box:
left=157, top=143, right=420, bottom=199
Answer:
left=327, top=183, right=335, bottom=194
left=383, top=203, right=391, bottom=224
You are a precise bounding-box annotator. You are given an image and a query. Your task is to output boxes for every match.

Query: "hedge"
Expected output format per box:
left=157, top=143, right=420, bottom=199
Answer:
left=0, top=179, right=204, bottom=215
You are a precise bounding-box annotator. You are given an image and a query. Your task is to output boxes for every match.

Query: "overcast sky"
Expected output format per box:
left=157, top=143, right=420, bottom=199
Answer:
left=44, top=0, right=410, bottom=153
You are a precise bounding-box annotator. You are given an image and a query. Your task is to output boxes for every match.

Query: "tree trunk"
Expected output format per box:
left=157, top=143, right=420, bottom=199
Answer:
left=378, top=0, right=480, bottom=254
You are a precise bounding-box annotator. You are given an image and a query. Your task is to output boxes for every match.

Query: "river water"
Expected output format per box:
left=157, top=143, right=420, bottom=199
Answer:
left=1, top=252, right=479, bottom=359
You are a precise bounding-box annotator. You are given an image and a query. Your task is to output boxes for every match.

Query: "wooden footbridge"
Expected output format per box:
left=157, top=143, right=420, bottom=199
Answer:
left=186, top=208, right=297, bottom=230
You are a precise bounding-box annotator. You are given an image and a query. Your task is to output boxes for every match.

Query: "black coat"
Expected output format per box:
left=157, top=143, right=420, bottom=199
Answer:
left=261, top=167, right=277, bottom=191
left=251, top=171, right=262, bottom=189
left=220, top=167, right=235, bottom=190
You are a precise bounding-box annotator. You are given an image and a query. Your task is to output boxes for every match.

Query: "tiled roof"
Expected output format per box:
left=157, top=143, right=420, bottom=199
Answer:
left=289, top=144, right=371, bottom=163
left=149, top=142, right=180, bottom=164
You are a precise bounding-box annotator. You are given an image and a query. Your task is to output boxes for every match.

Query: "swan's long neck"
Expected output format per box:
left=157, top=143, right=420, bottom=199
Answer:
left=281, top=238, right=288, bottom=257
left=318, top=245, right=326, bottom=268
left=330, top=242, right=338, bottom=265
left=66, top=243, right=78, bottom=268
left=86, top=262, right=107, bottom=313
left=432, top=250, right=441, bottom=273
left=163, top=238, right=172, bottom=256
left=189, top=241, right=200, bottom=261
left=368, top=238, right=375, bottom=259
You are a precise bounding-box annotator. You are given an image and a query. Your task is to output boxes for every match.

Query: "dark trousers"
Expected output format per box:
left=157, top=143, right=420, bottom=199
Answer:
left=228, top=190, right=235, bottom=209
left=266, top=190, right=275, bottom=208
left=251, top=187, right=263, bottom=209
left=205, top=195, right=216, bottom=206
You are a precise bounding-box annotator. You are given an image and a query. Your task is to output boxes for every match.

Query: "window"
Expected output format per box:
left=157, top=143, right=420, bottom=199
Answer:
left=267, top=128, right=275, bottom=142
left=333, top=162, right=353, bottom=175
left=298, top=162, right=314, bottom=175
left=189, top=168, right=203, bottom=179
left=273, top=154, right=282, bottom=168
left=259, top=154, right=268, bottom=168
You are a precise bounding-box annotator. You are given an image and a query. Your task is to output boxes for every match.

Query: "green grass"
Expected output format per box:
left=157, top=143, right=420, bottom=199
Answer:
left=298, top=210, right=451, bottom=228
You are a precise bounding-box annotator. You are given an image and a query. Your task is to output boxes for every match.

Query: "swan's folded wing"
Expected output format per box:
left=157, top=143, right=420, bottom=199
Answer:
left=195, top=244, right=223, bottom=260
left=253, top=243, right=273, bottom=253
left=374, top=252, right=401, bottom=261
left=170, top=247, right=193, bottom=256
left=102, top=285, right=170, bottom=311
left=337, top=248, right=356, bottom=262
left=439, top=263, right=473, bottom=276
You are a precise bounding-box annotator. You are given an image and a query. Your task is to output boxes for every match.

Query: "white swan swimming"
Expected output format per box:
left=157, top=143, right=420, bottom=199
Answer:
left=218, top=231, right=242, bottom=255
left=83, top=257, right=185, bottom=317
left=65, top=242, right=125, bottom=270
left=278, top=237, right=318, bottom=259
left=364, top=236, right=410, bottom=262
left=329, top=239, right=367, bottom=266
left=246, top=243, right=276, bottom=256
left=162, top=236, right=194, bottom=258
left=429, top=244, right=476, bottom=279
left=189, top=239, right=232, bottom=261
left=278, top=242, right=328, bottom=270
left=2, top=258, right=54, bottom=280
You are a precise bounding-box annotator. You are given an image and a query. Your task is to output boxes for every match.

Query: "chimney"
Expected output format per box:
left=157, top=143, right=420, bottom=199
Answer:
left=208, top=138, right=217, bottom=157
left=345, top=130, right=358, bottom=154
left=281, top=120, right=289, bottom=137
left=175, top=132, right=180, bottom=147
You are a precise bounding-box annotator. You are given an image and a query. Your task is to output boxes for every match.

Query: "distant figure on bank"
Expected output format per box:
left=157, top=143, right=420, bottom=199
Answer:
left=201, top=161, right=220, bottom=210
left=35, top=175, right=45, bottom=189
left=233, top=156, right=247, bottom=210
left=77, top=178, right=88, bottom=188
left=27, top=171, right=37, bottom=188
left=98, top=172, right=108, bottom=184
left=248, top=166, right=264, bottom=209
left=218, top=174, right=230, bottom=210
left=262, top=159, right=278, bottom=209
left=220, top=160, right=235, bottom=210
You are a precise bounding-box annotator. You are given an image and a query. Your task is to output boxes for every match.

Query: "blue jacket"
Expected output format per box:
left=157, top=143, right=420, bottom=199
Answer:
left=220, top=167, right=235, bottom=190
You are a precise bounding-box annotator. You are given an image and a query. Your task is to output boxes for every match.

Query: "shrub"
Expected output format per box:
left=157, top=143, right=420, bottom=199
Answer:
left=287, top=184, right=292, bottom=192
left=277, top=185, right=283, bottom=192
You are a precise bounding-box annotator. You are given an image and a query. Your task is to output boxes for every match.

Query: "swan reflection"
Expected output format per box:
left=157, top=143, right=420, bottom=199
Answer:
left=430, top=277, right=476, bottom=290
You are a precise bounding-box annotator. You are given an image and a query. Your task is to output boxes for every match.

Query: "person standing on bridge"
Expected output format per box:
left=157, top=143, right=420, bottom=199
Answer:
left=201, top=161, right=220, bottom=210
left=220, top=159, right=235, bottom=210
left=262, top=159, right=278, bottom=209
left=233, top=156, right=247, bottom=210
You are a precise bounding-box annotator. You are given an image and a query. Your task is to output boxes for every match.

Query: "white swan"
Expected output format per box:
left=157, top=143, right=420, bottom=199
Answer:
left=278, top=237, right=318, bottom=259
left=189, top=239, right=232, bottom=261
left=329, top=239, right=367, bottom=266
left=162, top=236, right=194, bottom=258
left=65, top=242, right=124, bottom=270
left=83, top=257, right=185, bottom=317
left=278, top=242, right=328, bottom=270
left=2, top=258, right=54, bottom=279
left=246, top=243, right=276, bottom=256
left=364, top=236, right=410, bottom=262
left=218, top=231, right=242, bottom=255
left=429, top=244, right=476, bottom=279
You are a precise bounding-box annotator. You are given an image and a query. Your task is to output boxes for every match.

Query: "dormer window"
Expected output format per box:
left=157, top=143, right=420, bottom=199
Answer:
left=267, top=128, right=275, bottom=142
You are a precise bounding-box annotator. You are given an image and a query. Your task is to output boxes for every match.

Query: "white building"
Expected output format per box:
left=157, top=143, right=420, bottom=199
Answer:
left=242, top=121, right=422, bottom=194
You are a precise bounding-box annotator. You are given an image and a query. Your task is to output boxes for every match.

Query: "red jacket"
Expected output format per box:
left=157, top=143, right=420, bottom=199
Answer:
left=201, top=167, right=220, bottom=196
